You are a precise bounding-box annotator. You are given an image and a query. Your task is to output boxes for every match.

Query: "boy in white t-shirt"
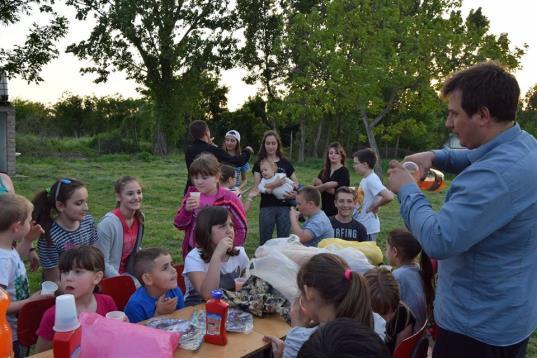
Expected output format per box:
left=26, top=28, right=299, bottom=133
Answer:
left=352, top=149, right=394, bottom=241
left=0, top=194, right=48, bottom=358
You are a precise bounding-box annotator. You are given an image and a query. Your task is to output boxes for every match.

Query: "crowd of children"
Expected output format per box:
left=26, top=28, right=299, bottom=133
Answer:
left=0, top=123, right=437, bottom=358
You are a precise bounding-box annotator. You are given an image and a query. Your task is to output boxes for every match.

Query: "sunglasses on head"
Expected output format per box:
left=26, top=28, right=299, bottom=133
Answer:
left=55, top=178, right=73, bottom=202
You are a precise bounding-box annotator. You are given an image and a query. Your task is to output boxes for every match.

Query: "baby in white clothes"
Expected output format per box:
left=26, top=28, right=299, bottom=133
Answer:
left=258, top=158, right=295, bottom=200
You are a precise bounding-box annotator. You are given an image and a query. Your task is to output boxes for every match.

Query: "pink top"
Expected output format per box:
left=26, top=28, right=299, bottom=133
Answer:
left=113, top=209, right=140, bottom=274
left=36, top=294, right=117, bottom=341
left=174, top=185, right=247, bottom=258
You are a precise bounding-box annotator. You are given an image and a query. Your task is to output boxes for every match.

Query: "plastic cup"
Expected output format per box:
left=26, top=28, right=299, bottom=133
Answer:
left=190, top=192, right=201, bottom=207
left=53, top=294, right=80, bottom=332
left=41, top=281, right=58, bottom=296
left=105, top=311, right=128, bottom=322
left=234, top=277, right=247, bottom=292
left=401, top=161, right=420, bottom=182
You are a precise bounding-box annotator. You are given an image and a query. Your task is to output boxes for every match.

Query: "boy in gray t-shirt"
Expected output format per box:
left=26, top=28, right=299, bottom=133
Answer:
left=290, top=186, right=334, bottom=247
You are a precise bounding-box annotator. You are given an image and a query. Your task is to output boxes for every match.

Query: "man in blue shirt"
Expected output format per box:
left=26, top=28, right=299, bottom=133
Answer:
left=388, top=63, right=537, bottom=358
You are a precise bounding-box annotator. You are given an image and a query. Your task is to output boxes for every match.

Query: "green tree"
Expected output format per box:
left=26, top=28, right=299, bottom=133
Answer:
left=291, top=0, right=525, bottom=174
left=65, top=0, right=238, bottom=154
left=12, top=99, right=53, bottom=135
left=0, top=1, right=68, bottom=82
left=237, top=0, right=288, bottom=129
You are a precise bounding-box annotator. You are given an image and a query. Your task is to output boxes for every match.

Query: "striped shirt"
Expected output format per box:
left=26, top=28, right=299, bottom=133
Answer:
left=37, top=214, right=98, bottom=269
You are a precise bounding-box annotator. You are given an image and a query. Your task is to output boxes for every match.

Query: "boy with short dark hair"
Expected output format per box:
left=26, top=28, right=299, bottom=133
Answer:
left=330, top=187, right=367, bottom=242
left=124, top=247, right=184, bottom=323
left=290, top=186, right=334, bottom=247
left=0, top=194, right=45, bottom=358
left=352, top=149, right=394, bottom=241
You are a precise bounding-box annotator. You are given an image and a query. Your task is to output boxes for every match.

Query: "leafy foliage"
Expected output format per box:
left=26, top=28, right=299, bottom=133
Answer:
left=0, top=0, right=68, bottom=82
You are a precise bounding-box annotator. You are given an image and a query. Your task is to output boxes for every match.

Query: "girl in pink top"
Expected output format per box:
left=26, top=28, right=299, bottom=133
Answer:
left=35, top=246, right=117, bottom=353
left=174, top=153, right=247, bottom=258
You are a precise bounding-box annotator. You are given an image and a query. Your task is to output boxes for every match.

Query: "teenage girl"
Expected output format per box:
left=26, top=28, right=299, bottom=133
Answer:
left=251, top=130, right=298, bottom=245
left=34, top=178, right=98, bottom=283
left=174, top=153, right=247, bottom=258
left=385, top=228, right=434, bottom=329
left=182, top=206, right=249, bottom=306
left=95, top=176, right=144, bottom=278
left=35, top=246, right=117, bottom=352
left=264, top=253, right=374, bottom=358
left=313, top=142, right=350, bottom=217
left=222, top=129, right=249, bottom=192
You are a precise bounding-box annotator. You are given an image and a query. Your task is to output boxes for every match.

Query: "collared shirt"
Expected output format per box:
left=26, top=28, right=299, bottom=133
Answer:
left=398, top=123, right=537, bottom=346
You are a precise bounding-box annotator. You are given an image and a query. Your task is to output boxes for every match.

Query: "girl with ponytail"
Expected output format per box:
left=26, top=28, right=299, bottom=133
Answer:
left=385, top=228, right=435, bottom=329
left=264, top=253, right=380, bottom=358
left=33, top=178, right=97, bottom=283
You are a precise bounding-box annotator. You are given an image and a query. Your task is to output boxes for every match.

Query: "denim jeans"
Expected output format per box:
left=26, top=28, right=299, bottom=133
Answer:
left=259, top=206, right=291, bottom=245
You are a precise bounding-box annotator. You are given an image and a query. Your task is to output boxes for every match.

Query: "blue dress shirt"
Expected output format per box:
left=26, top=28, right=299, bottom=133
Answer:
left=398, top=123, right=537, bottom=346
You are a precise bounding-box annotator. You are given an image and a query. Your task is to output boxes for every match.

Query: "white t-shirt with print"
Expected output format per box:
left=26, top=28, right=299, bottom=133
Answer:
left=354, top=172, right=387, bottom=235
left=0, top=248, right=29, bottom=340
left=183, top=247, right=249, bottom=304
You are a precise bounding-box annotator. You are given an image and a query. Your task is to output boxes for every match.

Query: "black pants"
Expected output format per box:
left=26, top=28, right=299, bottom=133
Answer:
left=433, top=327, right=529, bottom=358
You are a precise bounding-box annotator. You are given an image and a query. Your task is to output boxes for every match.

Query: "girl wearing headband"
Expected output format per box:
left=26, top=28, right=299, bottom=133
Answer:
left=33, top=178, right=97, bottom=283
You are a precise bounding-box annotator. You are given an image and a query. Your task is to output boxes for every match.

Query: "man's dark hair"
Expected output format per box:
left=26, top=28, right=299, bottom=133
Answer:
left=189, top=120, right=208, bottom=140
left=297, top=318, right=391, bottom=358
left=441, top=62, right=520, bottom=122
left=353, top=148, right=377, bottom=169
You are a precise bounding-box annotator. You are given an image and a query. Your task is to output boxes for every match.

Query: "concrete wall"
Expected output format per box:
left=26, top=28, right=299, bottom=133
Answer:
left=0, top=105, right=16, bottom=176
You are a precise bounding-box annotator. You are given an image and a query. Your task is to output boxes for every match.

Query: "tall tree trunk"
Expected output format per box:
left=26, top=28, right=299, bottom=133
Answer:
left=298, top=118, right=305, bottom=163
left=152, top=80, right=177, bottom=155
left=313, top=119, right=324, bottom=158
left=359, top=108, right=383, bottom=179
left=290, top=130, right=294, bottom=161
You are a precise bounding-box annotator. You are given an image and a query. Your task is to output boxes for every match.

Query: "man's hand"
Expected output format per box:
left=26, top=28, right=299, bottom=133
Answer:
left=403, top=151, right=435, bottom=180
left=387, top=160, right=415, bottom=194
left=155, top=296, right=178, bottom=316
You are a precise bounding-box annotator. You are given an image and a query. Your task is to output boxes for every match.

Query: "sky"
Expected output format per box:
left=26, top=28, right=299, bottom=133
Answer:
left=2, top=0, right=536, bottom=111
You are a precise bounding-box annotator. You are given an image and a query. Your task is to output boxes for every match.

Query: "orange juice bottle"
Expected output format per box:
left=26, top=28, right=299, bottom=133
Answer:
left=0, top=288, right=13, bottom=358
left=204, top=289, right=228, bottom=345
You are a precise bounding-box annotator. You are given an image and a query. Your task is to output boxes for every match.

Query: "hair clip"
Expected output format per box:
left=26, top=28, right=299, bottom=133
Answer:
left=344, top=268, right=352, bottom=281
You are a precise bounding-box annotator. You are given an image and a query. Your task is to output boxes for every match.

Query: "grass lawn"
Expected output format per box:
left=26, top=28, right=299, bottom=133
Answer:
left=12, top=153, right=536, bottom=355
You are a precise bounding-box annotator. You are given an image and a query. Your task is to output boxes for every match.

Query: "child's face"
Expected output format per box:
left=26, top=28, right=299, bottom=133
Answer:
left=260, top=162, right=275, bottom=180
left=334, top=192, right=354, bottom=217
left=117, top=181, right=143, bottom=212
left=146, top=254, right=177, bottom=291
left=328, top=148, right=342, bottom=165
left=353, top=157, right=368, bottom=175
left=57, top=187, right=89, bottom=222
left=192, top=174, right=219, bottom=194
left=61, top=267, right=103, bottom=299
left=224, top=136, right=238, bottom=152
left=211, top=216, right=234, bottom=248
left=295, top=194, right=312, bottom=216
left=385, top=243, right=397, bottom=266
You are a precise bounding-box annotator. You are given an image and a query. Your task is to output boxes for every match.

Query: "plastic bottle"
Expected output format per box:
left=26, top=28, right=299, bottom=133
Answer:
left=53, top=328, right=81, bottom=358
left=204, top=289, right=228, bottom=345
left=0, top=288, right=13, bottom=358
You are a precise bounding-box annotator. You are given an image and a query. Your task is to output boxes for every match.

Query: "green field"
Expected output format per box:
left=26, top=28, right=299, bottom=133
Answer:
left=12, top=153, right=536, bottom=356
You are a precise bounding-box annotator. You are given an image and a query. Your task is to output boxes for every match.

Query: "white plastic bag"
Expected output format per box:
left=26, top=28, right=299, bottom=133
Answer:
left=322, top=245, right=374, bottom=274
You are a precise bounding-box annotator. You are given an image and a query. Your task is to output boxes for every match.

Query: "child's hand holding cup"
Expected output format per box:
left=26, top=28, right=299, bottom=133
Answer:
left=186, top=192, right=201, bottom=211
